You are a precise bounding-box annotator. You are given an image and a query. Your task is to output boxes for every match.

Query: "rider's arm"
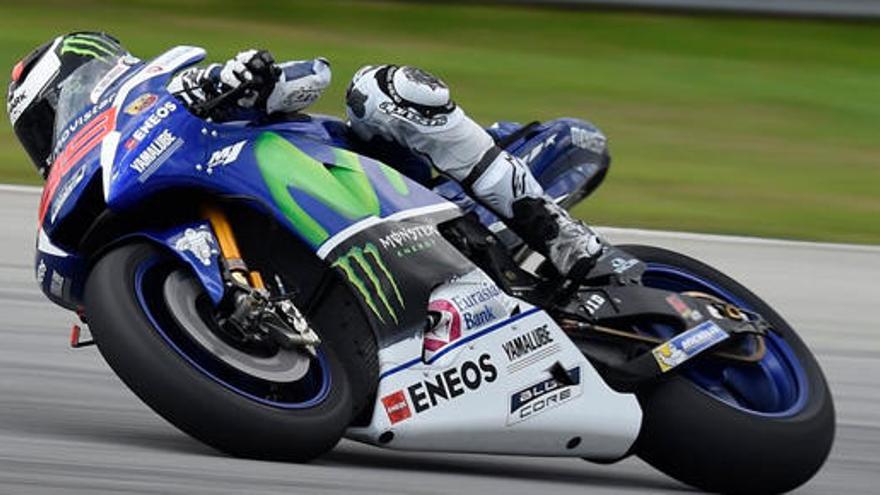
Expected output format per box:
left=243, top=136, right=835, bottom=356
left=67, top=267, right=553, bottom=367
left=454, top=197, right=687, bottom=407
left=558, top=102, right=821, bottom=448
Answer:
left=266, top=58, right=331, bottom=114
left=167, top=50, right=331, bottom=121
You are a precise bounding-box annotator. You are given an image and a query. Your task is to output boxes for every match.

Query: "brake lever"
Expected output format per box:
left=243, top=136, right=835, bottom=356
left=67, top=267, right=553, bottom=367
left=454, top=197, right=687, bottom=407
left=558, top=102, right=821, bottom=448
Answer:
left=190, top=83, right=255, bottom=118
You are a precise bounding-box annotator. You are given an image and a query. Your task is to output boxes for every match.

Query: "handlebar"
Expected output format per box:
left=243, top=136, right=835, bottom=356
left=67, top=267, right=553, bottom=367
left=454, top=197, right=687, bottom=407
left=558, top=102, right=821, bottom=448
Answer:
left=189, top=82, right=256, bottom=118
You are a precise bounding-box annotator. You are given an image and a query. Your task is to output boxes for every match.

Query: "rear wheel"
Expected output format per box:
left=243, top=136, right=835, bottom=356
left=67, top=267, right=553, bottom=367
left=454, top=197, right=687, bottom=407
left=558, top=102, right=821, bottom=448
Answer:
left=621, top=244, right=834, bottom=494
left=85, top=242, right=377, bottom=461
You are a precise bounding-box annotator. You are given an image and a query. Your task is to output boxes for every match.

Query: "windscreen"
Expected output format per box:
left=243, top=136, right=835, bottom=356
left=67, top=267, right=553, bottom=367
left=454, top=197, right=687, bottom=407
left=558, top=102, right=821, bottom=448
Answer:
left=52, top=56, right=127, bottom=146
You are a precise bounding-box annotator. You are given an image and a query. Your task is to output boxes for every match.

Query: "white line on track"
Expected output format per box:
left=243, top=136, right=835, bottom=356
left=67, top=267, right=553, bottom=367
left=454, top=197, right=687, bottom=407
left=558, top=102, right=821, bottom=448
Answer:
left=0, top=184, right=40, bottom=194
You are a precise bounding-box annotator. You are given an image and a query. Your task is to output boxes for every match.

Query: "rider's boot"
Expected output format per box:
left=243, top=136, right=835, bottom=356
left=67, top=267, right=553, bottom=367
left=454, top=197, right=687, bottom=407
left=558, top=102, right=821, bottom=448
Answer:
left=346, top=64, right=604, bottom=280
left=463, top=145, right=604, bottom=280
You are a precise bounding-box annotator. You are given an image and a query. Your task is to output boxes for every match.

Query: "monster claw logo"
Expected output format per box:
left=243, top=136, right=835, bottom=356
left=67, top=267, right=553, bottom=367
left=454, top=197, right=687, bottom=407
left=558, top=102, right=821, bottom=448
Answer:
left=332, top=243, right=404, bottom=324
left=60, top=33, right=121, bottom=61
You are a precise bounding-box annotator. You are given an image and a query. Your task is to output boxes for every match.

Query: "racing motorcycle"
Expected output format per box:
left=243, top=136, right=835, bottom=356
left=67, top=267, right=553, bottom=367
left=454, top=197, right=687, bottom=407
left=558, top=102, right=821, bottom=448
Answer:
left=36, top=46, right=834, bottom=493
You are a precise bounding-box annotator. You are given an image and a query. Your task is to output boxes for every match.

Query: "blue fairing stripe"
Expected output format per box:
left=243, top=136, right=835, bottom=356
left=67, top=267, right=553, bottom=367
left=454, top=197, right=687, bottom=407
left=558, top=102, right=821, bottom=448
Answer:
left=379, top=306, right=542, bottom=380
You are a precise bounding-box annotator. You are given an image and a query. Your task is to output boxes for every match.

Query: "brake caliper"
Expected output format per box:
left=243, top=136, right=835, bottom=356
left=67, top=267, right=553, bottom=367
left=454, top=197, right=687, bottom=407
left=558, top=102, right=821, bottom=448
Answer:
left=225, top=289, right=321, bottom=356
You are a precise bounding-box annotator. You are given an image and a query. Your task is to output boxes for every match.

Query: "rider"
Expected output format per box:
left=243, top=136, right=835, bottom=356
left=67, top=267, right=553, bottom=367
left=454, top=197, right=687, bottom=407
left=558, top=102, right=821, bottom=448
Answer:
left=7, top=32, right=606, bottom=280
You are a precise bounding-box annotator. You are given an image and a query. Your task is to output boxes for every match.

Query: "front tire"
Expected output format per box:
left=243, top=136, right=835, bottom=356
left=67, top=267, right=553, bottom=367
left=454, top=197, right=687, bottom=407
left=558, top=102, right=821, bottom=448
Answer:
left=84, top=242, right=373, bottom=461
left=622, top=244, right=835, bottom=494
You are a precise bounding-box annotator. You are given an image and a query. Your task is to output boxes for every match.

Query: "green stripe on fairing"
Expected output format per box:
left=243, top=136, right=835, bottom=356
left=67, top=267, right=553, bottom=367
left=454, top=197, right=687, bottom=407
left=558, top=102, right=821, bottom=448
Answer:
left=253, top=132, right=383, bottom=246
left=378, top=161, right=409, bottom=196
left=254, top=132, right=330, bottom=246
left=331, top=147, right=381, bottom=216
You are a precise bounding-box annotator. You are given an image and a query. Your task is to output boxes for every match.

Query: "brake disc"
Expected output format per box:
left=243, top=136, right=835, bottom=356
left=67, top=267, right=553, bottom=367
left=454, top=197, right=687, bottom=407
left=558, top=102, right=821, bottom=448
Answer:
left=162, top=270, right=311, bottom=382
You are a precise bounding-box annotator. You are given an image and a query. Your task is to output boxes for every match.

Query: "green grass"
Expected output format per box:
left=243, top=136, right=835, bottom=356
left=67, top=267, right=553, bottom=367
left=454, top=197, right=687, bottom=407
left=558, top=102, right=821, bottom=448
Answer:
left=1, top=1, right=878, bottom=243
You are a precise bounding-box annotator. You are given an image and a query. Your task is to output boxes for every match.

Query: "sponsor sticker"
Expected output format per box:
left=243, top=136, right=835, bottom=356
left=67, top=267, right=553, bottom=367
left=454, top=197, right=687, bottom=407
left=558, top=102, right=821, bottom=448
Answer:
left=36, top=260, right=46, bottom=285
left=49, top=163, right=87, bottom=223
left=332, top=243, right=404, bottom=324
left=462, top=305, right=497, bottom=330
left=125, top=99, right=177, bottom=151
left=38, top=107, right=116, bottom=225
left=451, top=284, right=502, bottom=310
left=610, top=257, right=639, bottom=274
left=652, top=320, right=729, bottom=372
left=423, top=299, right=463, bottom=361
left=207, top=140, right=247, bottom=170
left=438, top=281, right=505, bottom=331
left=381, top=390, right=412, bottom=425
left=501, top=324, right=560, bottom=374
left=379, top=101, right=447, bottom=127
left=402, top=353, right=498, bottom=417
left=129, top=129, right=183, bottom=181
left=124, top=93, right=158, bottom=116
left=378, top=224, right=441, bottom=258
left=49, top=270, right=65, bottom=298
left=173, top=227, right=218, bottom=266
left=570, top=127, right=606, bottom=154
left=508, top=367, right=582, bottom=425
left=583, top=292, right=606, bottom=317
left=51, top=96, right=114, bottom=157
left=666, top=294, right=703, bottom=322
left=90, top=58, right=133, bottom=104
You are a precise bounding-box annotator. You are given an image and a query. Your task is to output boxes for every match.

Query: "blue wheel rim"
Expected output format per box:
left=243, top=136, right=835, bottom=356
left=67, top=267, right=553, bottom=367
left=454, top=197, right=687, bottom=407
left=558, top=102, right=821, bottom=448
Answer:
left=134, top=257, right=332, bottom=409
left=641, top=263, right=809, bottom=417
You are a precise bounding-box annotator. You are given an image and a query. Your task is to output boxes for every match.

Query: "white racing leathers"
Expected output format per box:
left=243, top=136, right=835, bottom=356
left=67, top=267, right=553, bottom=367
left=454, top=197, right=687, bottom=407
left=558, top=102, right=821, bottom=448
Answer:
left=346, top=65, right=603, bottom=278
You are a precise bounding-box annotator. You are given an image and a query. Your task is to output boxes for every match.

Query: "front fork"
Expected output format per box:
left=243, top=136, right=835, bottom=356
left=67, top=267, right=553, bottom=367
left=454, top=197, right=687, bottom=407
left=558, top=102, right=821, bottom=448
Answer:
left=202, top=204, right=265, bottom=291
left=201, top=203, right=321, bottom=354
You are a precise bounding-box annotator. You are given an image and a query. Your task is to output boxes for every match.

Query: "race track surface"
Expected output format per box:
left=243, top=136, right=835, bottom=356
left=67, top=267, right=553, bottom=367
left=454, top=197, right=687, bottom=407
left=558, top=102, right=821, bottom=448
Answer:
left=1, top=187, right=877, bottom=494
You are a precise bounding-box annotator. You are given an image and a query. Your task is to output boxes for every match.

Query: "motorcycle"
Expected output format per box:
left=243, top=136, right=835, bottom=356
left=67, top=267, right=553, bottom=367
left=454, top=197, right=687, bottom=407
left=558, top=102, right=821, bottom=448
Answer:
left=35, top=46, right=834, bottom=493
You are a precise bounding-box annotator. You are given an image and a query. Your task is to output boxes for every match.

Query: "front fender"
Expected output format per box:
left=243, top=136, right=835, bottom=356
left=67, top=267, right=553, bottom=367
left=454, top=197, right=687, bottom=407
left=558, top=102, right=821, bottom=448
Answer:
left=128, top=222, right=225, bottom=304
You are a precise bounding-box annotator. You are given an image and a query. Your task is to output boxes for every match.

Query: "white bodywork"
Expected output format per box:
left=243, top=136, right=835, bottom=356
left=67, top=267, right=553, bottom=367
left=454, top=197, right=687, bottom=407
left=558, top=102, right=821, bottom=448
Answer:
left=347, top=270, right=643, bottom=460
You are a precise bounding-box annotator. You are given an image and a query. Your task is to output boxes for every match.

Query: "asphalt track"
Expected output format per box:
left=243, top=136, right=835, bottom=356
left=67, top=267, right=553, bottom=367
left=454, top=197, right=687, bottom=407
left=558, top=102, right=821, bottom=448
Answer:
left=0, top=186, right=877, bottom=494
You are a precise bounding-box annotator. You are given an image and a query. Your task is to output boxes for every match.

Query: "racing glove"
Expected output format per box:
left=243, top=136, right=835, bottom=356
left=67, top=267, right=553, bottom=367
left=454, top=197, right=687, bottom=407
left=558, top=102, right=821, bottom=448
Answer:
left=170, top=50, right=330, bottom=120
left=217, top=49, right=279, bottom=109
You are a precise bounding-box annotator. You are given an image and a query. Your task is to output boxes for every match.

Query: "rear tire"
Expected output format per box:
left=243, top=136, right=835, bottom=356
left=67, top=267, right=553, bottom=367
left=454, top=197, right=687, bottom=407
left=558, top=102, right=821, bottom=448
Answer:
left=621, top=244, right=835, bottom=494
left=85, top=242, right=375, bottom=461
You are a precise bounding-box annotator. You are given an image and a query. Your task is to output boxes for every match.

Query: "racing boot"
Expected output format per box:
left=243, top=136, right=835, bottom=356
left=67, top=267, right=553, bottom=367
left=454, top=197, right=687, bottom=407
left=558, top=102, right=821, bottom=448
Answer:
left=346, top=64, right=604, bottom=280
left=467, top=147, right=605, bottom=280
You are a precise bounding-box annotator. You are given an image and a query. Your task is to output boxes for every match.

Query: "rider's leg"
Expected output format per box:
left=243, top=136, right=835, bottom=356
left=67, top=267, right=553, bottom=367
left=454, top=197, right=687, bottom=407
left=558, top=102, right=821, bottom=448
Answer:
left=346, top=65, right=603, bottom=279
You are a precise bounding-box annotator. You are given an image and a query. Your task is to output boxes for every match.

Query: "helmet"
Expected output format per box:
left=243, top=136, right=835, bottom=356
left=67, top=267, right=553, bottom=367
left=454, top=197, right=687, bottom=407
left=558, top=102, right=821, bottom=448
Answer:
left=7, top=32, right=128, bottom=178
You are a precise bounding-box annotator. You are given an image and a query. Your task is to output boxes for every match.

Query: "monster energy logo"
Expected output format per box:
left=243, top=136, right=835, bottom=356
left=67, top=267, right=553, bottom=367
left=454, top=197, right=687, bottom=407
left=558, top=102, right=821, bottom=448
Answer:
left=332, top=243, right=404, bottom=324
left=60, top=34, right=120, bottom=61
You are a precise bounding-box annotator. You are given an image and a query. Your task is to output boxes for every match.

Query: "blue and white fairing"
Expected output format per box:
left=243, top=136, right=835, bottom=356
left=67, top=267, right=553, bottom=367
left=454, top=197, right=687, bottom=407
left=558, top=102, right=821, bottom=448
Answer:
left=36, top=46, right=462, bottom=312
left=33, top=45, right=642, bottom=460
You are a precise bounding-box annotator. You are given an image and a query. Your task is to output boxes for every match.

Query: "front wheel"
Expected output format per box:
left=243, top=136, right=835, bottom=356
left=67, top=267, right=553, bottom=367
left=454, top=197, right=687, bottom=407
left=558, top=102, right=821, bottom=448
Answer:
left=84, top=242, right=375, bottom=461
left=621, top=244, right=835, bottom=494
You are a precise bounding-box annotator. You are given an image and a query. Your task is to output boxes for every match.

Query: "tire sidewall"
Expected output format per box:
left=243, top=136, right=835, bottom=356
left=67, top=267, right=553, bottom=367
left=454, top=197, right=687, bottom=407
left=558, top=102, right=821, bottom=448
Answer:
left=85, top=243, right=356, bottom=461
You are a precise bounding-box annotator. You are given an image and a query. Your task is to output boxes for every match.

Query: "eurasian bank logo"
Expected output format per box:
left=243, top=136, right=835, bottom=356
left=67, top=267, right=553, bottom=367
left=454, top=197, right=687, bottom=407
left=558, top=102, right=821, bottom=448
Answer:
left=332, top=243, right=404, bottom=323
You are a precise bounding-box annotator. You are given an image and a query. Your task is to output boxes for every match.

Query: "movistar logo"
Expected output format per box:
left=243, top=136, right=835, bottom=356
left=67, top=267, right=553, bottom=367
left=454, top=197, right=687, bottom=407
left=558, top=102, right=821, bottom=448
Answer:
left=60, top=34, right=120, bottom=61
left=332, top=243, right=404, bottom=324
